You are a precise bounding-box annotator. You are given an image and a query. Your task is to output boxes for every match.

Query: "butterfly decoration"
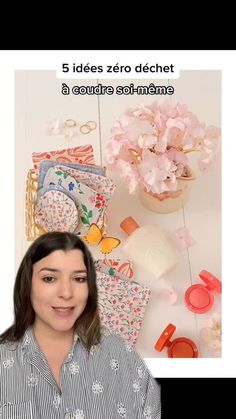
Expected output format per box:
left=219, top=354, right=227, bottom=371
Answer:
left=85, top=223, right=121, bottom=254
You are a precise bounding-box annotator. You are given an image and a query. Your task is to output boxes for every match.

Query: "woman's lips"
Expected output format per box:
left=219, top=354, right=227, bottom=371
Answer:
left=52, top=307, right=75, bottom=317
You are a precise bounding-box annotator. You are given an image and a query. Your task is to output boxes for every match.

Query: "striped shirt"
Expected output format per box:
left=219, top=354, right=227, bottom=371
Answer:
left=0, top=327, right=161, bottom=418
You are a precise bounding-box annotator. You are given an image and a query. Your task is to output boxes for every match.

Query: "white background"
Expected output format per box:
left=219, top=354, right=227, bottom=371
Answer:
left=0, top=50, right=234, bottom=377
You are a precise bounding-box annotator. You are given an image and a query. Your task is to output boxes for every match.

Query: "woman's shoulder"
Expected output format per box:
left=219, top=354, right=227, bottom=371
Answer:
left=0, top=340, right=19, bottom=351
left=97, top=329, right=154, bottom=381
left=0, top=340, right=19, bottom=363
left=99, top=329, right=142, bottom=360
left=101, top=328, right=133, bottom=348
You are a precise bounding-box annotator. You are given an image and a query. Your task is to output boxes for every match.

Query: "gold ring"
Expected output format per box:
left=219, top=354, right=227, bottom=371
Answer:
left=85, top=120, right=97, bottom=130
left=65, top=119, right=76, bottom=127
left=80, top=124, right=91, bottom=134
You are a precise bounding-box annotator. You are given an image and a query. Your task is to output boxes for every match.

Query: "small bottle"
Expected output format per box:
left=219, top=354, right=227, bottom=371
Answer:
left=120, top=216, right=179, bottom=279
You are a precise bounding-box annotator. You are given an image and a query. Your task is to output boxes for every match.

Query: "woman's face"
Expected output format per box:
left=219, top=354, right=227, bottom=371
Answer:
left=31, top=249, right=89, bottom=334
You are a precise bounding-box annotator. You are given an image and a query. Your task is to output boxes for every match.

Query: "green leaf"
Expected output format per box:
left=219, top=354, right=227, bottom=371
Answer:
left=55, top=171, right=63, bottom=176
left=108, top=268, right=115, bottom=276
left=82, top=204, right=88, bottom=213
left=88, top=210, right=93, bottom=218
left=63, top=172, right=68, bottom=179
left=81, top=216, right=89, bottom=225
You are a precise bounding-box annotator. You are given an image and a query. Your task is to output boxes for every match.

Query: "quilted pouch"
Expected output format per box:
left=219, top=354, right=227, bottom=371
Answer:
left=35, top=184, right=79, bottom=233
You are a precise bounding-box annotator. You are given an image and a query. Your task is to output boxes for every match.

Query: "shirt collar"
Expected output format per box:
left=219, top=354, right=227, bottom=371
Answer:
left=21, top=326, right=41, bottom=355
left=65, top=332, right=79, bottom=362
left=21, top=326, right=79, bottom=360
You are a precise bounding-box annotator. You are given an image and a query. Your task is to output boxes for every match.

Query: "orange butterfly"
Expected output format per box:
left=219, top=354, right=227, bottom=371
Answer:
left=85, top=224, right=121, bottom=254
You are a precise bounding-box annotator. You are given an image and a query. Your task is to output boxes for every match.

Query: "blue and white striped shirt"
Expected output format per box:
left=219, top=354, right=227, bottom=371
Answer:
left=0, top=327, right=161, bottom=418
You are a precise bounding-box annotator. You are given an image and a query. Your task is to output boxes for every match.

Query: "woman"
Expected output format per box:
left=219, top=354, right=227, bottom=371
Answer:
left=0, top=232, right=161, bottom=419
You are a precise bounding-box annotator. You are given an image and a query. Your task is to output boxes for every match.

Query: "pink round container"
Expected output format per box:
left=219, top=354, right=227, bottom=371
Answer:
left=185, top=270, right=221, bottom=314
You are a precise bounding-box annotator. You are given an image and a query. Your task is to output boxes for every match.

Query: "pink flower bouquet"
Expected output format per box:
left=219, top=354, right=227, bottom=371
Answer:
left=105, top=101, right=220, bottom=194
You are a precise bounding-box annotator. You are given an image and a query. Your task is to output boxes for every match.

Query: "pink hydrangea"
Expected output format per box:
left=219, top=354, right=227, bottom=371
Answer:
left=105, top=101, right=220, bottom=194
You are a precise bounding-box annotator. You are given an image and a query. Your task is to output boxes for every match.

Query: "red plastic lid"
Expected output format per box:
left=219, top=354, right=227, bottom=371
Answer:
left=185, top=284, right=214, bottom=313
left=199, top=270, right=221, bottom=294
left=168, top=337, right=199, bottom=358
left=155, top=324, right=176, bottom=352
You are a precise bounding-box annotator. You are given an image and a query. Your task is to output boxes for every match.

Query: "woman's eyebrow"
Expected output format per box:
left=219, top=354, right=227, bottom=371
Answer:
left=38, top=268, right=60, bottom=273
left=38, top=268, right=87, bottom=273
left=72, top=270, right=87, bottom=274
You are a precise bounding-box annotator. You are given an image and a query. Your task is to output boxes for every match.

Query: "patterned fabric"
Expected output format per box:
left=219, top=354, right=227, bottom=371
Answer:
left=32, top=145, right=95, bottom=171
left=95, top=265, right=151, bottom=345
left=32, top=146, right=115, bottom=237
left=95, top=260, right=134, bottom=282
left=46, top=164, right=116, bottom=197
left=35, top=186, right=79, bottom=233
left=0, top=327, right=161, bottom=419
left=38, top=161, right=106, bottom=190
left=43, top=167, right=110, bottom=233
left=99, top=259, right=134, bottom=280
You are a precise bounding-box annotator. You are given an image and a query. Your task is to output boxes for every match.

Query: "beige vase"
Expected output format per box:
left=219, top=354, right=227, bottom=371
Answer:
left=139, top=168, right=195, bottom=214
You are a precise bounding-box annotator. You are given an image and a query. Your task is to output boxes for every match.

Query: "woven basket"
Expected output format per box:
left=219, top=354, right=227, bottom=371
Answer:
left=25, top=169, right=46, bottom=241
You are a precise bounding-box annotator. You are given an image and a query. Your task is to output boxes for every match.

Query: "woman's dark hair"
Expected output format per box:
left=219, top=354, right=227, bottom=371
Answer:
left=0, top=232, right=101, bottom=350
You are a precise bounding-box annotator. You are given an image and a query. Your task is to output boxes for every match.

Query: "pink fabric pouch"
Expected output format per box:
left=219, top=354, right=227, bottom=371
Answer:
left=95, top=262, right=151, bottom=344
left=35, top=185, right=78, bottom=233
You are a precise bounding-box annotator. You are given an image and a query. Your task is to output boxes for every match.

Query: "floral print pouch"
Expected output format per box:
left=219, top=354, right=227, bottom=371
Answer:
left=96, top=270, right=151, bottom=344
left=38, top=160, right=106, bottom=190
left=35, top=185, right=79, bottom=233
left=48, top=164, right=116, bottom=197
left=43, top=167, right=109, bottom=235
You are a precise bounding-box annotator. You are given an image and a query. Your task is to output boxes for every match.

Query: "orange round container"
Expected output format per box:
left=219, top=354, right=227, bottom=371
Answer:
left=155, top=323, right=199, bottom=358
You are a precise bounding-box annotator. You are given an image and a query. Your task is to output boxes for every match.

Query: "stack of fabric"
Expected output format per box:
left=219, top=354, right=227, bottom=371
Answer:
left=31, top=145, right=115, bottom=235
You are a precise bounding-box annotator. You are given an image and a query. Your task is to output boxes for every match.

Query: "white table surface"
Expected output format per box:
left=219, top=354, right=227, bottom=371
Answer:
left=14, top=70, right=221, bottom=358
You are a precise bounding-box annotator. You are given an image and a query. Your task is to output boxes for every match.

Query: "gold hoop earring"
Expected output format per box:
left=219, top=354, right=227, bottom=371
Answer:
left=80, top=120, right=97, bottom=134
left=80, top=124, right=91, bottom=134
left=86, top=121, right=97, bottom=130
